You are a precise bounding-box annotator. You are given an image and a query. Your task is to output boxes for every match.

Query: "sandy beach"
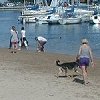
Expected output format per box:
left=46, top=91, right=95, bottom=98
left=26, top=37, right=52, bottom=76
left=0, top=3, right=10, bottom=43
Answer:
left=0, top=48, right=100, bottom=100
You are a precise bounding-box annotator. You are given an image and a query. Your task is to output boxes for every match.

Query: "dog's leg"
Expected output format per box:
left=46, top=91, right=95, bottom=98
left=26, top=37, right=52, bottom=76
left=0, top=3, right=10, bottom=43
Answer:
left=74, top=67, right=78, bottom=72
left=73, top=64, right=79, bottom=73
left=74, top=65, right=81, bottom=76
left=64, top=68, right=68, bottom=77
left=58, top=67, right=63, bottom=76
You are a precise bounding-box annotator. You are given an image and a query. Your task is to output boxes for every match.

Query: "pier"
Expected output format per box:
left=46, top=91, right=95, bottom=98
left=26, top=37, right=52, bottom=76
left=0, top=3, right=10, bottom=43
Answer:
left=0, top=6, right=24, bottom=11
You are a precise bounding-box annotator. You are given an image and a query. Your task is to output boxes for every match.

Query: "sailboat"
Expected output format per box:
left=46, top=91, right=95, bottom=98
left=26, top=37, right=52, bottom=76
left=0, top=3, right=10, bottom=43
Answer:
left=74, top=0, right=94, bottom=22
left=18, top=0, right=53, bottom=23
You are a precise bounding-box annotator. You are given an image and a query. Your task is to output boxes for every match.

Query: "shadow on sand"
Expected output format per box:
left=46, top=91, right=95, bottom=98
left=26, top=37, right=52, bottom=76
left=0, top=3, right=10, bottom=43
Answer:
left=55, top=74, right=80, bottom=78
left=73, top=78, right=84, bottom=84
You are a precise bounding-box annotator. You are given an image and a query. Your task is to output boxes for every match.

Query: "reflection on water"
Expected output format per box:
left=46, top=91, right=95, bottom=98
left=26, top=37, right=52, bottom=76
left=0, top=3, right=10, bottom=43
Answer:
left=0, top=11, right=100, bottom=58
left=91, top=24, right=100, bottom=33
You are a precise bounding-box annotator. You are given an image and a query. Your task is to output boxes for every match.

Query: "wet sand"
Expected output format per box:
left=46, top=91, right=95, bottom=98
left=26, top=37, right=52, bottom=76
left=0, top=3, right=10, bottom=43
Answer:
left=0, top=48, right=100, bottom=100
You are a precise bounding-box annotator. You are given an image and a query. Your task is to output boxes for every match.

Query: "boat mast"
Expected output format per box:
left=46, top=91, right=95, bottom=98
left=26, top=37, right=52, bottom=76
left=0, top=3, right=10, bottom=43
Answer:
left=71, top=0, right=74, bottom=5
left=87, top=0, right=89, bottom=10
left=24, top=0, right=26, bottom=8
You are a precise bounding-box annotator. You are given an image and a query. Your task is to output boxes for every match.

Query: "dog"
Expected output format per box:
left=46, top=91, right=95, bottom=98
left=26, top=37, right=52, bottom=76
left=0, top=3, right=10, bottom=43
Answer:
left=56, top=58, right=79, bottom=77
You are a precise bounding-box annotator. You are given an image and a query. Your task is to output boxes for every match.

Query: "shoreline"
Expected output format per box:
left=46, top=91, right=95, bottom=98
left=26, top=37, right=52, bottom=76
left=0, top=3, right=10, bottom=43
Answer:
left=0, top=47, right=100, bottom=59
left=0, top=48, right=100, bottom=100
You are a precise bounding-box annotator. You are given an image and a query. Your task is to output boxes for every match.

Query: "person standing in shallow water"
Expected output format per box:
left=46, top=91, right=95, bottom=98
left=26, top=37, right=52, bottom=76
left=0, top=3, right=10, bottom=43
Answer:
left=78, top=38, right=94, bottom=85
left=18, top=27, right=28, bottom=50
left=10, top=26, right=19, bottom=53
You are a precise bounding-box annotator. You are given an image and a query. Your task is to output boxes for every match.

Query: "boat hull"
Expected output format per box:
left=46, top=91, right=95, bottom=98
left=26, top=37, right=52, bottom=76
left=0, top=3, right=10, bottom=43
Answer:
left=59, top=17, right=81, bottom=24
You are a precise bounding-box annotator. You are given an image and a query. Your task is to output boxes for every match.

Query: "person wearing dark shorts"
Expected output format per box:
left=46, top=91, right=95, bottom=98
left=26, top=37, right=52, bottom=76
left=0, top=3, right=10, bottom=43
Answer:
left=78, top=39, right=94, bottom=85
left=79, top=57, right=89, bottom=67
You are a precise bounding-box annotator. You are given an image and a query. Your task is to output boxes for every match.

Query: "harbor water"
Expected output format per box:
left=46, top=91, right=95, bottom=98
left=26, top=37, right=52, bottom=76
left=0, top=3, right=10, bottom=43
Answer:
left=0, top=10, right=100, bottom=58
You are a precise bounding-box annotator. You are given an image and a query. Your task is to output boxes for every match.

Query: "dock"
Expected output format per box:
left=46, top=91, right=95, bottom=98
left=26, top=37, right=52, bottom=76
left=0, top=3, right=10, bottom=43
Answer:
left=0, top=6, right=24, bottom=11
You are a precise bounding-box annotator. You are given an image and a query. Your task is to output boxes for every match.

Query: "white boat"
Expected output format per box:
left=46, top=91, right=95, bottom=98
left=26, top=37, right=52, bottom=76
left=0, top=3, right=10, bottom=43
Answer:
left=22, top=9, right=50, bottom=16
left=74, top=8, right=94, bottom=22
left=58, top=18, right=67, bottom=25
left=78, top=14, right=91, bottom=22
left=25, top=17, right=36, bottom=23
left=46, top=14, right=61, bottom=24
left=58, top=16, right=81, bottom=24
left=35, top=16, right=48, bottom=24
left=18, top=15, right=37, bottom=23
left=35, top=14, right=61, bottom=24
left=74, top=8, right=94, bottom=15
left=90, top=14, right=100, bottom=24
left=22, top=0, right=51, bottom=16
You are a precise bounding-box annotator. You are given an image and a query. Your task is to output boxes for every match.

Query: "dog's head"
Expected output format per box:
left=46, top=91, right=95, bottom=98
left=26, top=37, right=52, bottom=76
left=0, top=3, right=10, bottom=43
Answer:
left=56, top=60, right=60, bottom=65
left=56, top=60, right=60, bottom=62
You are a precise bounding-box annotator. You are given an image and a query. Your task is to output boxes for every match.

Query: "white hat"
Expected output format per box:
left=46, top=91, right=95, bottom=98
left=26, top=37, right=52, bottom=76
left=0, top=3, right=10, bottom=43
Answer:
left=81, top=39, right=88, bottom=44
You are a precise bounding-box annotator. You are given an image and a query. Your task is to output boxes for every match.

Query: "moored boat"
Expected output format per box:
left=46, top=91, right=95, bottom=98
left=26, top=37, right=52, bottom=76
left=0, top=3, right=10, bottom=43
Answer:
left=18, top=15, right=37, bottom=23
left=90, top=14, right=100, bottom=24
left=46, top=14, right=61, bottom=24
left=78, top=14, right=91, bottom=22
left=58, top=16, right=81, bottom=24
left=35, top=16, right=48, bottom=24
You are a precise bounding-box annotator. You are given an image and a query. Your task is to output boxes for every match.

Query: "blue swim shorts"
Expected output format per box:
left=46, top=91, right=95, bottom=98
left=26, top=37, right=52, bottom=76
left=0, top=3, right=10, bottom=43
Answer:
left=79, top=57, right=89, bottom=67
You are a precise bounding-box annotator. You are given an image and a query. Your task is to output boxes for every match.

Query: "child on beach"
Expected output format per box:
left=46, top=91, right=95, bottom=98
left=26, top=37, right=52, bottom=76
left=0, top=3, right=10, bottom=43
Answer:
left=78, top=38, right=94, bottom=85
left=35, top=36, right=47, bottom=52
left=18, top=27, right=28, bottom=50
left=10, top=26, right=19, bottom=53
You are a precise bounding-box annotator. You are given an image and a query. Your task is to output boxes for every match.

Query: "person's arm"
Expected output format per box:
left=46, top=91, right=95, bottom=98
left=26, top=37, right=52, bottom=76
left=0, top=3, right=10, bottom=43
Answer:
left=78, top=46, right=82, bottom=57
left=89, top=46, right=94, bottom=67
left=89, top=47, right=93, bottom=62
left=10, top=29, right=13, bottom=35
left=16, top=31, right=19, bottom=41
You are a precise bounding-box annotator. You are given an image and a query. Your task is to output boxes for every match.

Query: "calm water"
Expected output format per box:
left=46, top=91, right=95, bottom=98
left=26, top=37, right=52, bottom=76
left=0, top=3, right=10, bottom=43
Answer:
left=0, top=10, right=100, bottom=58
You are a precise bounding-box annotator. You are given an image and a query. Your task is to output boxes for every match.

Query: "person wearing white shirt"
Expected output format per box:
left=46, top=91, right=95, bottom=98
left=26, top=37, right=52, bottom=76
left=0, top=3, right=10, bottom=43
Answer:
left=18, top=27, right=28, bottom=50
left=35, top=36, right=47, bottom=52
left=10, top=26, right=19, bottom=53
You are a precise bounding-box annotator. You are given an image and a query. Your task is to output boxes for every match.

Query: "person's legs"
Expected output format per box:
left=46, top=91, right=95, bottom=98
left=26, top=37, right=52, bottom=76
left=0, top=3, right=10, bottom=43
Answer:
left=79, top=57, right=90, bottom=84
left=37, top=42, right=42, bottom=52
left=15, top=42, right=18, bottom=49
left=36, top=41, right=46, bottom=52
left=9, top=36, right=12, bottom=49
left=11, top=42, right=15, bottom=53
left=39, top=41, right=46, bottom=52
left=13, top=42, right=17, bottom=53
left=81, top=66, right=88, bottom=84
left=18, top=40, right=21, bottom=50
left=24, top=40, right=28, bottom=50
left=23, top=37, right=28, bottom=50
left=40, top=45, right=44, bottom=52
